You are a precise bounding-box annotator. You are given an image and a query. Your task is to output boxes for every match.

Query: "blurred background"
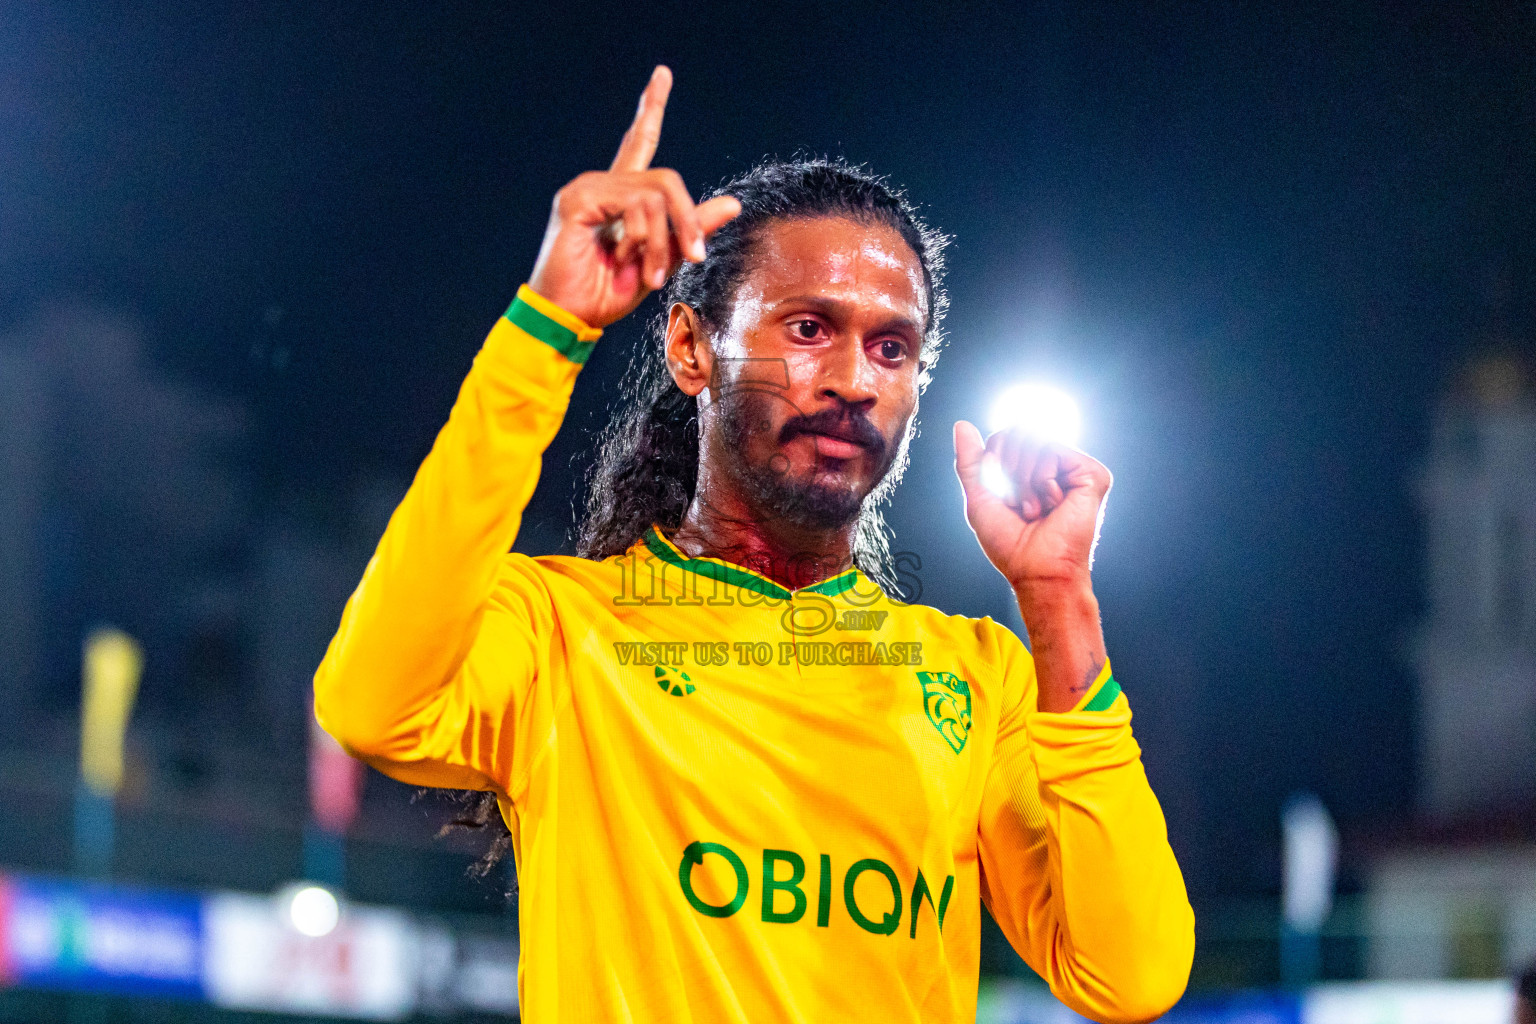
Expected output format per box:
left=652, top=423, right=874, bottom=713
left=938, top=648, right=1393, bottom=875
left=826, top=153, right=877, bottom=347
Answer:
left=0, top=2, right=1533, bottom=1021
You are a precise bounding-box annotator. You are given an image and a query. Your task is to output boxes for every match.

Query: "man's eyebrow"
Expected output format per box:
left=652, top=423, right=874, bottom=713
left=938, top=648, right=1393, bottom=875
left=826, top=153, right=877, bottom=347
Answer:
left=771, top=294, right=923, bottom=335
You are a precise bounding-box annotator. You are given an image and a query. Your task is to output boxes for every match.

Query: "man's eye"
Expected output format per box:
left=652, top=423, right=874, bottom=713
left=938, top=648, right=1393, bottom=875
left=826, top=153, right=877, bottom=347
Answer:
left=792, top=320, right=821, bottom=340
left=878, top=339, right=906, bottom=361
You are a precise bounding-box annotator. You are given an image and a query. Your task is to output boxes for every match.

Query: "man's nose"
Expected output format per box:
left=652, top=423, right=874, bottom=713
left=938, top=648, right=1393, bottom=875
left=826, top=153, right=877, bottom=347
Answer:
left=818, top=337, right=879, bottom=408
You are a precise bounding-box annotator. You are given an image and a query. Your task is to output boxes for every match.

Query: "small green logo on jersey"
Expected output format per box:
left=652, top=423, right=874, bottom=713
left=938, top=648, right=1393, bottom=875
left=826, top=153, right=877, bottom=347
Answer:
left=654, top=664, right=695, bottom=697
left=917, top=671, right=972, bottom=754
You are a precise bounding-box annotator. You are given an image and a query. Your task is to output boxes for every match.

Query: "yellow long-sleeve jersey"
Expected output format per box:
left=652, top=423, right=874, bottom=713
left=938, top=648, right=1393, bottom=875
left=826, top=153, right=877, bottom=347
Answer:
left=314, top=286, right=1194, bottom=1024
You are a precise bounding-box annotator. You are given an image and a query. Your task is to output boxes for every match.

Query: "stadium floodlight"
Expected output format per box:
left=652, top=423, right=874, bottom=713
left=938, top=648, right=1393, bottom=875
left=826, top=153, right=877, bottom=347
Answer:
left=987, top=382, right=1082, bottom=447
left=286, top=883, right=341, bottom=937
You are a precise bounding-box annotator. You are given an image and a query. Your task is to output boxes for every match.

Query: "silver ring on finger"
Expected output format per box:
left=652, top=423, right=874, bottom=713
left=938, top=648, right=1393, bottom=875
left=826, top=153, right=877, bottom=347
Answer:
left=596, top=219, right=627, bottom=247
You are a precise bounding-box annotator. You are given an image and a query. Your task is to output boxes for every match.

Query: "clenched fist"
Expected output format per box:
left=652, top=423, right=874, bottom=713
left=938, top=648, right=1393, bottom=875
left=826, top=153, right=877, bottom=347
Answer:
left=953, top=421, right=1112, bottom=592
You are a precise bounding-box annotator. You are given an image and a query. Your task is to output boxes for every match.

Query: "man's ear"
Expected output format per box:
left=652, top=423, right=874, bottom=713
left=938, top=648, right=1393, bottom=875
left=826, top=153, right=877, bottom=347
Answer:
left=665, top=302, right=712, bottom=398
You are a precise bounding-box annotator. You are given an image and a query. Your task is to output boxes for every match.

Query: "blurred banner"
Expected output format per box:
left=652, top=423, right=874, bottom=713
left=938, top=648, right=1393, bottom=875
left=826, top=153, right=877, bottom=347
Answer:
left=1303, top=980, right=1515, bottom=1023
left=978, top=984, right=1301, bottom=1024
left=75, top=628, right=144, bottom=876
left=0, top=874, right=201, bottom=998
left=308, top=703, right=363, bottom=835
left=306, top=700, right=365, bottom=886
left=1281, top=792, right=1339, bottom=986
left=415, top=923, right=521, bottom=1017
left=977, top=979, right=1515, bottom=1024
left=0, top=871, right=519, bottom=1019
left=202, top=893, right=413, bottom=1019
left=79, top=628, right=143, bottom=798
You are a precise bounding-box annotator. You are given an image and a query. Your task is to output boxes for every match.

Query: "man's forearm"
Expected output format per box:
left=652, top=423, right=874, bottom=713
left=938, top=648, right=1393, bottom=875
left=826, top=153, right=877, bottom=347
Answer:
left=1014, top=581, right=1108, bottom=713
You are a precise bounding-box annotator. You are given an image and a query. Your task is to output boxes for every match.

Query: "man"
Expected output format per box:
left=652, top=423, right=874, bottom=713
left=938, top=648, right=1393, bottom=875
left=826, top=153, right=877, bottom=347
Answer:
left=315, top=66, right=1193, bottom=1023
left=1518, top=959, right=1536, bottom=1024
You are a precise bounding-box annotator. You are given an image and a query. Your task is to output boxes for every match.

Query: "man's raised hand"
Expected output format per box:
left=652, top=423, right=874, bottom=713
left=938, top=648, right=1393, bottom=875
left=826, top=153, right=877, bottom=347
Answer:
left=952, top=421, right=1113, bottom=595
left=528, top=66, right=742, bottom=329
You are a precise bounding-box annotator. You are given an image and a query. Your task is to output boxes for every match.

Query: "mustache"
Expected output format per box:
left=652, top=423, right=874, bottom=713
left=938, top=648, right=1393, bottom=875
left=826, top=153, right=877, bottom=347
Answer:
left=778, top=407, right=887, bottom=456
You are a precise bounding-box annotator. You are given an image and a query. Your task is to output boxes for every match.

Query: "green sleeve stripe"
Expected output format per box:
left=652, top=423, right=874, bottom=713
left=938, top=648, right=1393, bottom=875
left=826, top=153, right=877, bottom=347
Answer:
left=504, top=295, right=598, bottom=365
left=1082, top=676, right=1122, bottom=712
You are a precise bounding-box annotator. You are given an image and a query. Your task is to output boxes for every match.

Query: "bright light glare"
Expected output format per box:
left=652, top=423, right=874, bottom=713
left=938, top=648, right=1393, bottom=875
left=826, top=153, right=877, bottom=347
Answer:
left=288, top=885, right=340, bottom=937
left=980, top=459, right=1014, bottom=500
left=988, top=383, right=1082, bottom=447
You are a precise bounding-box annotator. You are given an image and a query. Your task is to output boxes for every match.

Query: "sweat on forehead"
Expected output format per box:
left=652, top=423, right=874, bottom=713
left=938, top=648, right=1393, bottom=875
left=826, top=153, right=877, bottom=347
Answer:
left=716, top=217, right=930, bottom=338
left=660, top=158, right=950, bottom=357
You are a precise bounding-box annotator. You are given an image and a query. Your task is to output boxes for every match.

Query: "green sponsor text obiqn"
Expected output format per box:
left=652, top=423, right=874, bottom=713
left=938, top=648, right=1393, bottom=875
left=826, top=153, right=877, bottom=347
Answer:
left=678, top=841, right=954, bottom=938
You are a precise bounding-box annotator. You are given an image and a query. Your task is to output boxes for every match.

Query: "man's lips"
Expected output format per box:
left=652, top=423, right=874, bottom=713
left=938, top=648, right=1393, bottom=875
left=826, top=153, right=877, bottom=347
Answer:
left=806, top=431, right=866, bottom=460
left=780, top=413, right=884, bottom=462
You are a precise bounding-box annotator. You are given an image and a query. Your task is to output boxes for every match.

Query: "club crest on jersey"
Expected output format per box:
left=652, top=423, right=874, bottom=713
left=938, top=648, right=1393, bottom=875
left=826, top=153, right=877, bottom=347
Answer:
left=917, top=671, right=972, bottom=754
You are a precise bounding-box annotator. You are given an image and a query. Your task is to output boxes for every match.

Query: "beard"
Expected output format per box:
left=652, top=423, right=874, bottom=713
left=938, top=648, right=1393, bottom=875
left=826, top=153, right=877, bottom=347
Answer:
left=715, top=385, right=910, bottom=532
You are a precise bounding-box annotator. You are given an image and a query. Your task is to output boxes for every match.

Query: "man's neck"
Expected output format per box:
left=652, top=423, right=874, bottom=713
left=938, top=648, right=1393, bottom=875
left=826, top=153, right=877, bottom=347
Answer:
left=671, top=494, right=856, bottom=592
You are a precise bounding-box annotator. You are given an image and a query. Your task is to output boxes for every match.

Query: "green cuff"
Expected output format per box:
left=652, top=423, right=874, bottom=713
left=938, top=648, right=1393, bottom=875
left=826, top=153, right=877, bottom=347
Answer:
left=504, top=289, right=599, bottom=365
left=1082, top=675, right=1123, bottom=712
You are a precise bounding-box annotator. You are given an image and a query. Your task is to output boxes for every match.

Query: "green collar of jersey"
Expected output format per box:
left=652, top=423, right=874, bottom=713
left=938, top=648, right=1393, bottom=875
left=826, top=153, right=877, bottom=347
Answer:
left=641, top=526, right=862, bottom=601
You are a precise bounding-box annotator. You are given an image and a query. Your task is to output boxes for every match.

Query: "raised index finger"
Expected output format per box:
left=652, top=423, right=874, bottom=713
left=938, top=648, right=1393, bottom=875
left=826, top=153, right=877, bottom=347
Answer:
left=610, top=65, right=672, bottom=173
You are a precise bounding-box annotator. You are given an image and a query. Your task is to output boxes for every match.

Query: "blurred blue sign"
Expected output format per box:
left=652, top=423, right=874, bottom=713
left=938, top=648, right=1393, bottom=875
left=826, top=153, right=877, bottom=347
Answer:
left=0, top=872, right=203, bottom=998
left=978, top=981, right=1301, bottom=1024
left=1165, top=992, right=1301, bottom=1024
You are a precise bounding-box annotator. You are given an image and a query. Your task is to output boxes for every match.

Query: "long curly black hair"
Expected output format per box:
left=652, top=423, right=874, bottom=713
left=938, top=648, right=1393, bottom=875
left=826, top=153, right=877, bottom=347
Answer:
left=450, top=158, right=949, bottom=880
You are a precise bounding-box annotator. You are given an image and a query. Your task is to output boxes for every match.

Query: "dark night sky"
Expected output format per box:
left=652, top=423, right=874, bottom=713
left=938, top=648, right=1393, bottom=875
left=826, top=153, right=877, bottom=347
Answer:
left=3, top=2, right=1534, bottom=895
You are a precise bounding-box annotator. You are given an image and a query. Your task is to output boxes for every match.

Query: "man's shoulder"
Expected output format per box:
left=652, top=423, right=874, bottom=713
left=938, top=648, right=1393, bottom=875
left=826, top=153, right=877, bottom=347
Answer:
left=881, top=597, right=1024, bottom=660
left=489, top=550, right=672, bottom=634
left=499, top=549, right=620, bottom=582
